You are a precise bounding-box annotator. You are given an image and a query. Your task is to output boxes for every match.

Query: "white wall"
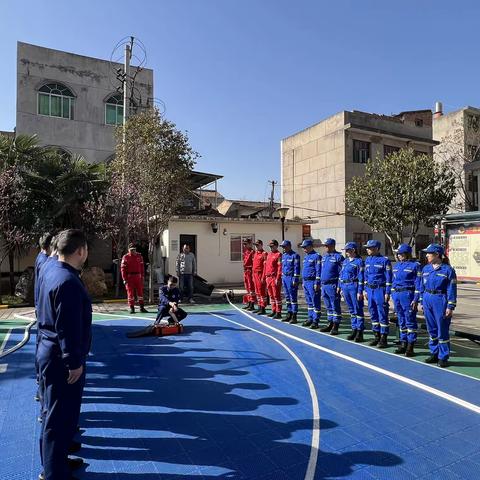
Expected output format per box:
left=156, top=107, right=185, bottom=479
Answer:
left=166, top=219, right=304, bottom=284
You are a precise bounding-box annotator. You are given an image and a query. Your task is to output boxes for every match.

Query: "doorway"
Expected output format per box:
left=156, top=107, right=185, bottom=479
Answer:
left=179, top=235, right=197, bottom=256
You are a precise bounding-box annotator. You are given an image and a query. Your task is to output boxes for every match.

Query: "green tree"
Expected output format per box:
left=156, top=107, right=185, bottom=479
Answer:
left=114, top=108, right=198, bottom=302
left=345, top=148, right=456, bottom=250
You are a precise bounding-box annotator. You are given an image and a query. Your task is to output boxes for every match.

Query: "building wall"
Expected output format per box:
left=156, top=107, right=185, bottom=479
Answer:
left=16, top=42, right=154, bottom=164
left=282, top=109, right=434, bottom=251
left=164, top=219, right=303, bottom=284
left=281, top=112, right=347, bottom=243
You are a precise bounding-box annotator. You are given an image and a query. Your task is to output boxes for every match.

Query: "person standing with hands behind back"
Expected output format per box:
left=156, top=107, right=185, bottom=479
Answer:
left=176, top=244, right=197, bottom=304
left=36, top=229, right=92, bottom=480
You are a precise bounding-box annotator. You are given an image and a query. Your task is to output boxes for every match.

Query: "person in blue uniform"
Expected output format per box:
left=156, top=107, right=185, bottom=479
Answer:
left=419, top=243, right=457, bottom=368
left=301, top=239, right=322, bottom=328
left=155, top=275, right=187, bottom=324
left=280, top=240, right=301, bottom=323
left=339, top=242, right=365, bottom=342
left=34, top=233, right=53, bottom=308
left=36, top=229, right=92, bottom=480
left=320, top=238, right=344, bottom=335
left=364, top=239, right=392, bottom=348
left=392, top=244, right=421, bottom=357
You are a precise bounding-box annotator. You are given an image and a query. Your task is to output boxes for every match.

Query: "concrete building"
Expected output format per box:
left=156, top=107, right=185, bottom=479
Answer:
left=433, top=103, right=480, bottom=213
left=16, top=41, right=154, bottom=163
left=163, top=216, right=304, bottom=284
left=281, top=109, right=436, bottom=253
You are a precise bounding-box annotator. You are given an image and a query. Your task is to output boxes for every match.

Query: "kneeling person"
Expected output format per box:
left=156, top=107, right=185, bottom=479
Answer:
left=156, top=276, right=187, bottom=325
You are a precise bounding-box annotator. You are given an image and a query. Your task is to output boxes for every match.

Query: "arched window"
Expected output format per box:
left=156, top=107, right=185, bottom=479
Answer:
left=105, top=94, right=124, bottom=126
left=37, top=83, right=75, bottom=119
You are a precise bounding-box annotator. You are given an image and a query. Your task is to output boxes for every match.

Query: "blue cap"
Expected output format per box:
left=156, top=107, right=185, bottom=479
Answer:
left=343, top=242, right=358, bottom=251
left=365, top=239, right=381, bottom=249
left=395, top=243, right=412, bottom=255
left=301, top=239, right=313, bottom=248
left=422, top=243, right=444, bottom=255
left=321, top=238, right=336, bottom=246
left=280, top=240, right=291, bottom=248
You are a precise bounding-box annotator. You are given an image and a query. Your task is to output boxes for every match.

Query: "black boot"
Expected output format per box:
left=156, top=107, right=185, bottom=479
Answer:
left=302, top=319, right=312, bottom=327
left=257, top=307, right=267, bottom=315
left=129, top=306, right=135, bottom=314
left=140, top=306, right=148, bottom=313
left=310, top=323, right=319, bottom=329
left=248, top=302, right=255, bottom=311
left=274, top=312, right=283, bottom=320
left=438, top=357, right=449, bottom=368
left=395, top=342, right=407, bottom=354
left=369, top=332, right=380, bottom=346
left=242, top=302, right=251, bottom=310
left=347, top=329, right=357, bottom=341
left=377, top=334, right=388, bottom=349
left=425, top=354, right=438, bottom=364
left=320, top=322, right=333, bottom=333
left=405, top=343, right=415, bottom=357
left=289, top=313, right=298, bottom=324
left=354, top=330, right=364, bottom=343
left=283, top=312, right=292, bottom=322
left=330, top=323, right=339, bottom=336
left=268, top=311, right=276, bottom=318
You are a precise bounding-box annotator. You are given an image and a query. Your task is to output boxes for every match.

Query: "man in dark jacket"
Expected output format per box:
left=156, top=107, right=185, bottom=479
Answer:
left=156, top=276, right=187, bottom=324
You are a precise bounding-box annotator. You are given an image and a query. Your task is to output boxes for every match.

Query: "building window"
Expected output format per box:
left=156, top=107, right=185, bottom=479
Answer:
left=415, top=118, right=424, bottom=127
left=353, top=140, right=371, bottom=164
left=230, top=234, right=254, bottom=262
left=383, top=145, right=400, bottom=157
left=37, top=83, right=74, bottom=119
left=352, top=232, right=372, bottom=248
left=105, top=94, right=124, bottom=125
left=467, top=173, right=479, bottom=211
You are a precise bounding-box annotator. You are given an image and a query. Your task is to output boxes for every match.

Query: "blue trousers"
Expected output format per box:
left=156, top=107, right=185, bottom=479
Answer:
left=282, top=276, right=298, bottom=313
left=341, top=284, right=364, bottom=331
left=303, top=280, right=321, bottom=323
left=392, top=290, right=418, bottom=343
left=179, top=274, right=194, bottom=300
left=322, top=283, right=342, bottom=324
left=37, top=343, right=85, bottom=480
left=366, top=286, right=390, bottom=334
left=423, top=293, right=451, bottom=360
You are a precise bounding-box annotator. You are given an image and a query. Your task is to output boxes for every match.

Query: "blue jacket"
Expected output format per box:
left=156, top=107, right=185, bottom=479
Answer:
left=392, top=260, right=422, bottom=301
left=339, top=257, right=364, bottom=293
left=302, top=250, right=322, bottom=286
left=282, top=250, right=301, bottom=278
left=36, top=261, right=92, bottom=370
left=159, top=286, right=181, bottom=308
left=321, top=251, right=344, bottom=283
left=34, top=252, right=49, bottom=307
left=419, top=263, right=457, bottom=310
left=364, top=255, right=393, bottom=295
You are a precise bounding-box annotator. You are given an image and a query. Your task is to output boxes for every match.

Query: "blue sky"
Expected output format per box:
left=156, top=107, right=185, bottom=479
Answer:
left=1, top=0, right=479, bottom=201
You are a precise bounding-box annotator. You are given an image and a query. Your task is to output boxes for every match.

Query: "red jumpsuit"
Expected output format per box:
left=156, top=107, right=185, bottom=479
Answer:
left=265, top=251, right=282, bottom=313
left=121, top=252, right=145, bottom=307
left=253, top=250, right=268, bottom=308
left=243, top=247, right=256, bottom=304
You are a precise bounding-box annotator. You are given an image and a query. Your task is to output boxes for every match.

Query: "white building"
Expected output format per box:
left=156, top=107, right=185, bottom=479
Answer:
left=162, top=216, right=305, bottom=284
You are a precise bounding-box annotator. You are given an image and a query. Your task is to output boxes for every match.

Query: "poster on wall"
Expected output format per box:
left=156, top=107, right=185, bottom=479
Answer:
left=447, top=224, right=480, bottom=280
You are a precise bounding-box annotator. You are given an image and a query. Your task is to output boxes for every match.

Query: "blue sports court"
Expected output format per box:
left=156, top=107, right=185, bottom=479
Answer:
left=1, top=304, right=480, bottom=479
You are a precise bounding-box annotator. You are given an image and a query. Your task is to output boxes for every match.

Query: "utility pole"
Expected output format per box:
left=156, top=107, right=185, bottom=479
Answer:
left=123, top=37, right=133, bottom=126
left=268, top=180, right=277, bottom=218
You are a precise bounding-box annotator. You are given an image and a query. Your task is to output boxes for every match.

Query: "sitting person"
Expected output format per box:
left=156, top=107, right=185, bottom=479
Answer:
left=155, top=276, right=188, bottom=325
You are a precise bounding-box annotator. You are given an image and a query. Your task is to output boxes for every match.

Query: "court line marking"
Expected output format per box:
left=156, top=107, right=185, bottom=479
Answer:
left=228, top=303, right=480, bottom=415
left=238, top=307, right=480, bottom=385
left=210, top=313, right=320, bottom=480
left=0, top=314, right=36, bottom=359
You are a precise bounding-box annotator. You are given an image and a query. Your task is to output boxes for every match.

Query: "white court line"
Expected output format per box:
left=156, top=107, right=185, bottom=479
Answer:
left=0, top=314, right=36, bottom=359
left=93, top=312, right=154, bottom=322
left=228, top=303, right=480, bottom=415
left=210, top=313, right=320, bottom=480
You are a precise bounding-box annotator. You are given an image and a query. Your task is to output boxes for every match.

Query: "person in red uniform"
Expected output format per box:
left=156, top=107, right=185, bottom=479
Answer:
left=265, top=239, right=283, bottom=319
left=242, top=238, right=256, bottom=311
left=121, top=243, right=148, bottom=314
left=253, top=240, right=268, bottom=315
